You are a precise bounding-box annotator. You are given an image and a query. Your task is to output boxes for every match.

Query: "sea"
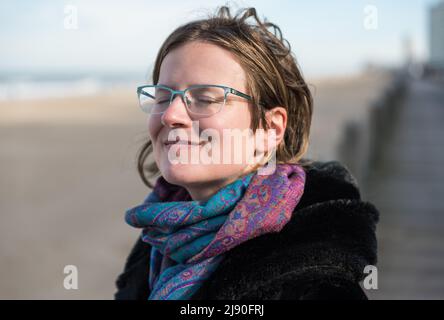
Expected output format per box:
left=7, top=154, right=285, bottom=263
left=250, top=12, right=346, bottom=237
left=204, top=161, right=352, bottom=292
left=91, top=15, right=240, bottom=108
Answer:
left=0, top=71, right=149, bottom=101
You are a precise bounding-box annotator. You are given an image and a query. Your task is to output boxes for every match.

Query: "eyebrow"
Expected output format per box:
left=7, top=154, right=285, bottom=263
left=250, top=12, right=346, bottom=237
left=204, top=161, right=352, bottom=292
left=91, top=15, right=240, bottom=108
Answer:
left=157, top=83, right=178, bottom=89
left=157, top=83, right=214, bottom=90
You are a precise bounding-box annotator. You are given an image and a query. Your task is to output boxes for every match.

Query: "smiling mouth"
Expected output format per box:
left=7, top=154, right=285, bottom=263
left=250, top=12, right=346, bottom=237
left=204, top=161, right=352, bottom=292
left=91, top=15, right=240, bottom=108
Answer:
left=164, top=139, right=206, bottom=147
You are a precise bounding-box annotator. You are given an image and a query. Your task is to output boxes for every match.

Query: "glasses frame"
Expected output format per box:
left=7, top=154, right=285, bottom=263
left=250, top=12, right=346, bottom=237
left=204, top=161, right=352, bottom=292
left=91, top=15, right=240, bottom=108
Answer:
left=137, top=84, right=252, bottom=116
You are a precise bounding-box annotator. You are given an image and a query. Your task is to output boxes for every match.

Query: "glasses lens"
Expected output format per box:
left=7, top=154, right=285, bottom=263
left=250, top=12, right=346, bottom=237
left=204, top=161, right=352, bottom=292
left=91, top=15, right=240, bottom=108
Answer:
left=138, top=86, right=172, bottom=114
left=186, top=86, right=226, bottom=116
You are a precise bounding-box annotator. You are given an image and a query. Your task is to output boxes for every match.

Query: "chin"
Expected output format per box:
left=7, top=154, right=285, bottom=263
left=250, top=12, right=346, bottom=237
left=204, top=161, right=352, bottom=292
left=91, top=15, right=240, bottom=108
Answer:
left=160, top=162, right=207, bottom=186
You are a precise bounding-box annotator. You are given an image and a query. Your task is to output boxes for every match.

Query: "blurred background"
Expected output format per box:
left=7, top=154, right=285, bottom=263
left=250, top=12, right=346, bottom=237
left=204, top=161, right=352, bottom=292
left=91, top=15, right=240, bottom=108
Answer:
left=0, top=0, right=443, bottom=299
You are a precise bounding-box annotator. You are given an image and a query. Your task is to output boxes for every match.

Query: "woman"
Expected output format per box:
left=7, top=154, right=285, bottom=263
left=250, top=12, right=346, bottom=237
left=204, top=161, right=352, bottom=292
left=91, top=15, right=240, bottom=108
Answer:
left=115, top=6, right=379, bottom=300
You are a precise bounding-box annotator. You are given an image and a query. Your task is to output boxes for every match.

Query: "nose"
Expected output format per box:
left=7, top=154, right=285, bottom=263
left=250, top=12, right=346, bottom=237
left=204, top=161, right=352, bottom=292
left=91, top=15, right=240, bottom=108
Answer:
left=160, top=94, right=192, bottom=128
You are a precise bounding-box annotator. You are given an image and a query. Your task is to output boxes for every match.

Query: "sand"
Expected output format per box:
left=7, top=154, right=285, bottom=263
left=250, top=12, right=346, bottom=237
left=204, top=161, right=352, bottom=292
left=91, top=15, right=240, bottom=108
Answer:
left=0, top=71, right=390, bottom=299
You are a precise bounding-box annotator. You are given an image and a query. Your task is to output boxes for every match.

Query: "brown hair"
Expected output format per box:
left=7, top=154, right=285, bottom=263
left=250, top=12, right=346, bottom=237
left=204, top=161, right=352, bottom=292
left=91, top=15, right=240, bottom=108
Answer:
left=137, top=6, right=314, bottom=188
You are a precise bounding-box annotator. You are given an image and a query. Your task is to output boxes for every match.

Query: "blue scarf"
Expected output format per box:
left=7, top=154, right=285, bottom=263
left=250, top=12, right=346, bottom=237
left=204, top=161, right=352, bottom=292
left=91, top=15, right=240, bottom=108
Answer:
left=125, top=164, right=306, bottom=299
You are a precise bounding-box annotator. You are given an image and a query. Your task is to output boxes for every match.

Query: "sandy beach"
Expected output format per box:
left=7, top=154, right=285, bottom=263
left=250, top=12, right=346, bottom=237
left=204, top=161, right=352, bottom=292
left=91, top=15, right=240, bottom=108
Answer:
left=0, top=71, right=390, bottom=299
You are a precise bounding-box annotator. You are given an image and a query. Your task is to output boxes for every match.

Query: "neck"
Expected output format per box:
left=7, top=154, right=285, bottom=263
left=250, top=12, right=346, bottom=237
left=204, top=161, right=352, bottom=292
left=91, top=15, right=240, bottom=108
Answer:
left=186, top=176, right=238, bottom=202
left=185, top=168, right=257, bottom=202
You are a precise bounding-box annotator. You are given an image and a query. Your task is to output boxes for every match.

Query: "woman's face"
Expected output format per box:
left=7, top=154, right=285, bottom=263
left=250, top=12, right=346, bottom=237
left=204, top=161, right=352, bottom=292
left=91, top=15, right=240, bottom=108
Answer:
left=148, top=41, right=264, bottom=202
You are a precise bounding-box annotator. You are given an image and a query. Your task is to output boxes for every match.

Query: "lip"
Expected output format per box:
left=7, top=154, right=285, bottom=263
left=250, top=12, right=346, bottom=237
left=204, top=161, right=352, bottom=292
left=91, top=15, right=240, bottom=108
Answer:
left=163, top=139, right=205, bottom=147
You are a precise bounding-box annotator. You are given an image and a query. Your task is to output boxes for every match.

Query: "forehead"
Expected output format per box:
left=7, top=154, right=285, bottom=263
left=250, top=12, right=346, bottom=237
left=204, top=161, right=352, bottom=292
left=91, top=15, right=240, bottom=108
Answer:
left=158, top=41, right=246, bottom=90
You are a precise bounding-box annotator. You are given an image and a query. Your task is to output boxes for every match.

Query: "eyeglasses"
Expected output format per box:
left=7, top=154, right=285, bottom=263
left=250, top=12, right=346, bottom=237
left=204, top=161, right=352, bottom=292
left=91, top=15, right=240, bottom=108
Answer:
left=137, top=84, right=252, bottom=117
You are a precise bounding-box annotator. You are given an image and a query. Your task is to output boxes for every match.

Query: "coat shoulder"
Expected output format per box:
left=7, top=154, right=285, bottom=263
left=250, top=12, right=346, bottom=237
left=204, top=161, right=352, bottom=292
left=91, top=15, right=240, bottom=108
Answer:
left=298, top=159, right=362, bottom=207
left=114, top=236, right=151, bottom=300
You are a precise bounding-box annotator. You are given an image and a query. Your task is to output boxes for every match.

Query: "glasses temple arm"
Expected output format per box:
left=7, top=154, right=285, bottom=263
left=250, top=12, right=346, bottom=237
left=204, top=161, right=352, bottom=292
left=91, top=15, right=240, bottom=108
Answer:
left=228, top=88, right=252, bottom=101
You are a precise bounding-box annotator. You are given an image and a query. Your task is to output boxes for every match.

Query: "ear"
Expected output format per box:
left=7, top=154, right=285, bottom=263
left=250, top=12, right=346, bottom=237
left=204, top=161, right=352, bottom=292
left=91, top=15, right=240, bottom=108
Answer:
left=263, top=106, right=287, bottom=152
left=250, top=106, right=287, bottom=170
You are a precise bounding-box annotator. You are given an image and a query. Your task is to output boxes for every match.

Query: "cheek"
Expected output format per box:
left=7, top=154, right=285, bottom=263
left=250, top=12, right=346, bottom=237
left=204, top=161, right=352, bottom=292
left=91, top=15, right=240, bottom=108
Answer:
left=209, top=106, right=252, bottom=130
left=224, top=111, right=252, bottom=133
left=147, top=116, right=164, bottom=165
left=147, top=116, right=161, bottom=142
left=200, top=112, right=253, bottom=157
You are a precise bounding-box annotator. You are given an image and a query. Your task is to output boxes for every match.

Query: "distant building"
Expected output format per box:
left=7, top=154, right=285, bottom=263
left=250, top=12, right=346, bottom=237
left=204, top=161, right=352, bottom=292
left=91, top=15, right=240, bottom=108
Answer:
left=429, top=1, right=444, bottom=68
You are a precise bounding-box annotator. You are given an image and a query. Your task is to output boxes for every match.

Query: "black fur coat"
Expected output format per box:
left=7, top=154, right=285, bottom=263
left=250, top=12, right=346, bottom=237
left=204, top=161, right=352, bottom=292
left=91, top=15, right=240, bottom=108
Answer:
left=114, top=160, right=379, bottom=300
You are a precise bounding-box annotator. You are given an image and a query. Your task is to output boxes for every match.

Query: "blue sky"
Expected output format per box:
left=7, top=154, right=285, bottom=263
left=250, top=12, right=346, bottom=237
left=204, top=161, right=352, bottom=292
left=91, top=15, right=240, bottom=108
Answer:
left=0, top=0, right=441, bottom=77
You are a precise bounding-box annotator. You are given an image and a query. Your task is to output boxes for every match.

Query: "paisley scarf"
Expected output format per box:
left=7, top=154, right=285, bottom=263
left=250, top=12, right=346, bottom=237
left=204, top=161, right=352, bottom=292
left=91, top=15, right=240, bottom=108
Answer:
left=125, top=163, right=306, bottom=300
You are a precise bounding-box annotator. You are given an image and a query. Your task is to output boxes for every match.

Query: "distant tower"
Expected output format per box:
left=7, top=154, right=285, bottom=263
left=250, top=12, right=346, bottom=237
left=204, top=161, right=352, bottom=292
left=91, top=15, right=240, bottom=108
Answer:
left=429, top=1, right=444, bottom=68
